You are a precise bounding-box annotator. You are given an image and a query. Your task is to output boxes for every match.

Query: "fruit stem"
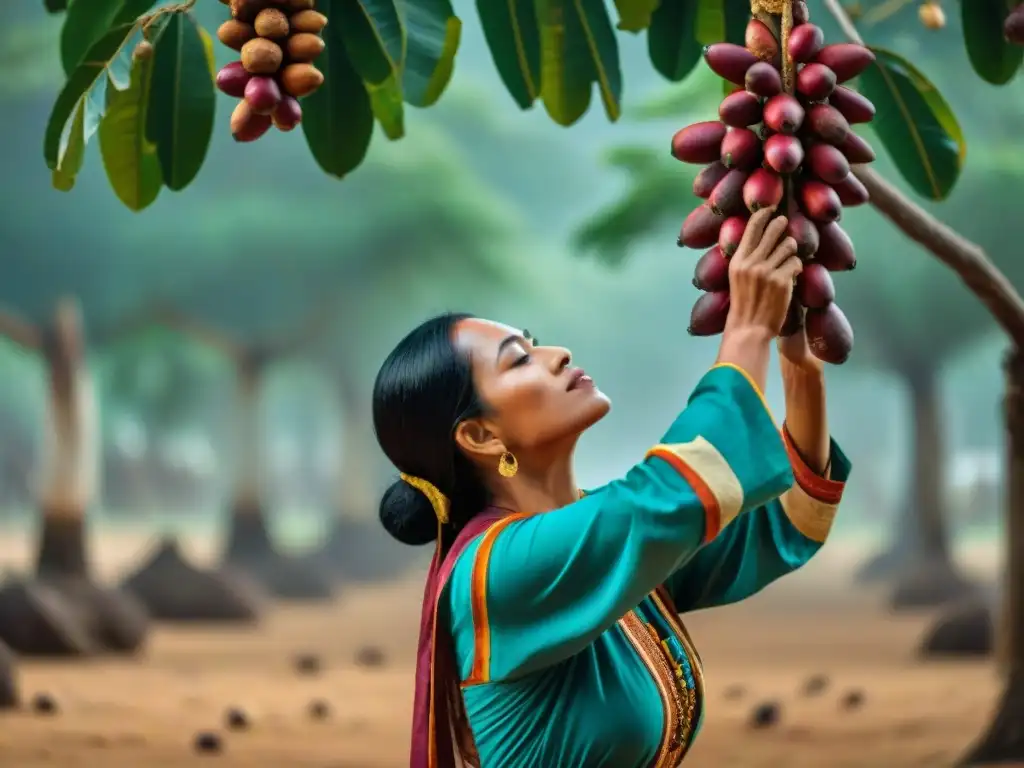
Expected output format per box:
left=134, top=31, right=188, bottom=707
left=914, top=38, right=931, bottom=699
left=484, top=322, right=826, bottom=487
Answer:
left=780, top=1, right=795, bottom=93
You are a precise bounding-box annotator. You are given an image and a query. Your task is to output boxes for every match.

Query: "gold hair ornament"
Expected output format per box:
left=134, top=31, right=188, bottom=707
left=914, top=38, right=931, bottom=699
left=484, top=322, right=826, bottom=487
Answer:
left=399, top=472, right=451, bottom=524
left=498, top=451, right=518, bottom=478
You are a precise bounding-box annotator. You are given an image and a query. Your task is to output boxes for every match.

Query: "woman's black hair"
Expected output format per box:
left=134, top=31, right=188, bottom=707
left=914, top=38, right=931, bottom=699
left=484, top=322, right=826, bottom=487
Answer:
left=373, top=312, right=489, bottom=546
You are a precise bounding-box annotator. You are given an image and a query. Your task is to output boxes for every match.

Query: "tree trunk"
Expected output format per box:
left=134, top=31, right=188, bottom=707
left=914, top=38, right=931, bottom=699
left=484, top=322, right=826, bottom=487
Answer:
left=34, top=307, right=98, bottom=580
left=222, top=363, right=272, bottom=563
left=888, top=365, right=975, bottom=609
left=960, top=347, right=1024, bottom=764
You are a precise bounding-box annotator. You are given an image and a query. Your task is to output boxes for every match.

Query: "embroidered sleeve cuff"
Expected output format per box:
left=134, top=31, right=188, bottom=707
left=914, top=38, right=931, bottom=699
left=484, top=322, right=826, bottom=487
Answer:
left=781, top=425, right=847, bottom=504
left=779, top=426, right=851, bottom=543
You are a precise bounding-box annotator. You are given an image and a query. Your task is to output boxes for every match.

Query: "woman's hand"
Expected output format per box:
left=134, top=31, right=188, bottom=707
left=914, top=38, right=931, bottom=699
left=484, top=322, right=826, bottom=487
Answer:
left=716, top=207, right=803, bottom=393
left=725, top=207, right=802, bottom=336
left=778, top=321, right=824, bottom=375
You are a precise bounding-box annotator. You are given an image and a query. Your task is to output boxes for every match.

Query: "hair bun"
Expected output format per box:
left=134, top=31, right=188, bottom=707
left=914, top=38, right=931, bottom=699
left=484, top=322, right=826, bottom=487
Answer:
left=379, top=479, right=439, bottom=546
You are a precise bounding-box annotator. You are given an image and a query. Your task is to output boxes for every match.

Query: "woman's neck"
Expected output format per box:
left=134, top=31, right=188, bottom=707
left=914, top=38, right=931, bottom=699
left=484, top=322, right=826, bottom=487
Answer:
left=489, top=448, right=580, bottom=516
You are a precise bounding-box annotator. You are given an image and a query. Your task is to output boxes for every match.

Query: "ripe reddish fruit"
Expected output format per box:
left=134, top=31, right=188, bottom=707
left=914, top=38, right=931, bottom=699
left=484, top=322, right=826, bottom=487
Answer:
left=688, top=291, right=731, bottom=336
left=806, top=143, right=850, bottom=184
left=244, top=75, right=282, bottom=114
left=787, top=212, right=820, bottom=259
left=763, top=93, right=805, bottom=134
left=231, top=101, right=273, bottom=142
left=745, top=61, right=783, bottom=97
left=815, top=222, right=856, bottom=270
left=708, top=169, right=750, bottom=216
left=719, top=90, right=762, bottom=127
left=833, top=172, right=870, bottom=205
left=806, top=303, right=854, bottom=364
left=703, top=43, right=760, bottom=84
left=796, top=63, right=836, bottom=101
left=693, top=246, right=730, bottom=291
left=679, top=205, right=726, bottom=249
left=799, top=180, right=842, bottom=223
left=718, top=215, right=749, bottom=257
left=1006, top=4, right=1024, bottom=43
left=764, top=134, right=804, bottom=174
left=721, top=128, right=762, bottom=169
left=788, top=23, right=824, bottom=62
left=828, top=86, right=876, bottom=124
left=796, top=262, right=835, bottom=308
left=807, top=103, right=850, bottom=145
left=216, top=61, right=251, bottom=97
left=693, top=162, right=730, bottom=198
left=272, top=96, right=302, bottom=131
left=744, top=168, right=784, bottom=212
left=745, top=18, right=780, bottom=65
left=813, top=43, right=876, bottom=83
left=671, top=121, right=728, bottom=164
left=794, top=1, right=810, bottom=24
left=838, top=131, right=876, bottom=163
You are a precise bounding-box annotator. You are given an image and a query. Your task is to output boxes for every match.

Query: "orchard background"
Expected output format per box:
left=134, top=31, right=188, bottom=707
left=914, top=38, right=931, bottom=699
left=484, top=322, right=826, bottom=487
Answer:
left=0, top=0, right=1022, bottom=765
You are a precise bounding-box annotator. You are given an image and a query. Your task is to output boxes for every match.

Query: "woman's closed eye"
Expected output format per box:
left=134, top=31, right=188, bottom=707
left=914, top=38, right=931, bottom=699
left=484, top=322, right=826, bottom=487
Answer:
left=511, top=353, right=531, bottom=367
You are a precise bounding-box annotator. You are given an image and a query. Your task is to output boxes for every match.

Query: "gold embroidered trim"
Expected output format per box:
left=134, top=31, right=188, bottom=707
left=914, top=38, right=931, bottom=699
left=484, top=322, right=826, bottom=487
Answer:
left=779, top=486, right=839, bottom=543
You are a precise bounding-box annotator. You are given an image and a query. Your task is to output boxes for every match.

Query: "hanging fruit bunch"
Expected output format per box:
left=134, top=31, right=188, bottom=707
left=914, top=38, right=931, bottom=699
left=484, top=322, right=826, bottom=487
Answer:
left=214, top=0, right=328, bottom=142
left=671, top=0, right=877, bottom=365
left=1005, top=3, right=1024, bottom=44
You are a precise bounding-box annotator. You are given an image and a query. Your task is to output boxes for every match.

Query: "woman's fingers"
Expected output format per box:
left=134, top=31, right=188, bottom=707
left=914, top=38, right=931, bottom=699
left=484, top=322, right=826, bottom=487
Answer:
left=734, top=207, right=776, bottom=261
left=767, top=236, right=798, bottom=268
left=777, top=254, right=804, bottom=281
left=752, top=216, right=790, bottom=261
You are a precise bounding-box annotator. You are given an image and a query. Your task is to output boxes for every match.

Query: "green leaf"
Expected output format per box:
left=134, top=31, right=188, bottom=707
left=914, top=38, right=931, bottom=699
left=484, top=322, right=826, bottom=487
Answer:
left=145, top=12, right=215, bottom=191
left=302, top=0, right=375, bottom=178
left=857, top=47, right=965, bottom=201
left=44, top=21, right=138, bottom=171
left=961, top=0, right=1022, bottom=86
left=52, top=102, right=86, bottom=191
left=99, top=54, right=161, bottom=211
left=613, top=0, right=660, bottom=32
left=336, top=0, right=405, bottom=86
left=537, top=0, right=592, bottom=126
left=476, top=0, right=541, bottom=109
left=401, top=0, right=461, bottom=107
left=60, top=0, right=156, bottom=74
left=44, top=0, right=69, bottom=13
left=648, top=0, right=725, bottom=82
left=369, top=73, right=405, bottom=139
left=574, top=0, right=622, bottom=121
left=723, top=0, right=748, bottom=45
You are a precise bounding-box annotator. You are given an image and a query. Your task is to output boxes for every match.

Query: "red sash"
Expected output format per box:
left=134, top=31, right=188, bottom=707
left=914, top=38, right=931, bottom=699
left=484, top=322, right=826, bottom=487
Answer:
left=410, top=508, right=508, bottom=768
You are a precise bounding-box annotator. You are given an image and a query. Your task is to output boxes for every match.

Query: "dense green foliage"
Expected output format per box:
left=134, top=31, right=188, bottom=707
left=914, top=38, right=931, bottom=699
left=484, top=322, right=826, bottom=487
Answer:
left=38, top=0, right=1019, bottom=211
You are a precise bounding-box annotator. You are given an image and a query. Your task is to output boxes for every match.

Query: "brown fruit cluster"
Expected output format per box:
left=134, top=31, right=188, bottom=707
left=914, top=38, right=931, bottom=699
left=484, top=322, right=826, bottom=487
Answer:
left=672, top=2, right=874, bottom=365
left=215, top=0, right=327, bottom=142
left=1005, top=3, right=1024, bottom=45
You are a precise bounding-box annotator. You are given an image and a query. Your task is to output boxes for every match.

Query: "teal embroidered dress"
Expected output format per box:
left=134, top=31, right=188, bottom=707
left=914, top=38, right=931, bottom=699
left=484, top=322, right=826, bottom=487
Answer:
left=440, top=363, right=850, bottom=767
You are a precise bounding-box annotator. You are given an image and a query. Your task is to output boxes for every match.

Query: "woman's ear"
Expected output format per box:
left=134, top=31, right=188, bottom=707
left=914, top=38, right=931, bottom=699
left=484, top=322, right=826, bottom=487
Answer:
left=454, top=419, right=506, bottom=463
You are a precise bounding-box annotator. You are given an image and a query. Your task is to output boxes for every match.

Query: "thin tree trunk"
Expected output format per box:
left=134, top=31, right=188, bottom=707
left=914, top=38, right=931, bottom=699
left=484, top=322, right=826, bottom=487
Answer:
left=906, top=366, right=950, bottom=563
left=223, top=362, right=272, bottom=562
left=35, top=304, right=98, bottom=579
left=960, top=348, right=1024, bottom=764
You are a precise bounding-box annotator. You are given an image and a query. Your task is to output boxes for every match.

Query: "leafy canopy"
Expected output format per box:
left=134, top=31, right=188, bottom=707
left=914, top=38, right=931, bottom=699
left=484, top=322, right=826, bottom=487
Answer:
left=38, top=0, right=1014, bottom=211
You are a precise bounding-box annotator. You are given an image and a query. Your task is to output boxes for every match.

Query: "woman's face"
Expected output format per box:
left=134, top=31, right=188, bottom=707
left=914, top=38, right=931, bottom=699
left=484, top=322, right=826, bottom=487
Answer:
left=453, top=318, right=611, bottom=456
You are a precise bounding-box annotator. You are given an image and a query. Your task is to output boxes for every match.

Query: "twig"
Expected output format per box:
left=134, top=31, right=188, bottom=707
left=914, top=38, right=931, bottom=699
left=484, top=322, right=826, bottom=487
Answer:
left=820, top=0, right=1024, bottom=343
left=860, top=0, right=916, bottom=27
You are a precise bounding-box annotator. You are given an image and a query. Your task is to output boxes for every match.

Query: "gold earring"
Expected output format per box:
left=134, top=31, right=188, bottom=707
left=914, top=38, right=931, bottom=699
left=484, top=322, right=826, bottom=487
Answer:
left=498, top=451, right=518, bottom=478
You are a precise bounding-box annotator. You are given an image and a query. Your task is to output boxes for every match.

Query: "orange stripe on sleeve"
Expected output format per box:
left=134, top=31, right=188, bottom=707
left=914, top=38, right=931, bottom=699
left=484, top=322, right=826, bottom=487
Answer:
left=781, top=424, right=844, bottom=505
left=462, top=514, right=527, bottom=687
left=646, top=446, right=723, bottom=542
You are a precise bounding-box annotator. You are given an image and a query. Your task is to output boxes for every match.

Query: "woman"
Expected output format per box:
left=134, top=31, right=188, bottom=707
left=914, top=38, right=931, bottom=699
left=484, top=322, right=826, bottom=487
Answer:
left=373, top=207, right=850, bottom=768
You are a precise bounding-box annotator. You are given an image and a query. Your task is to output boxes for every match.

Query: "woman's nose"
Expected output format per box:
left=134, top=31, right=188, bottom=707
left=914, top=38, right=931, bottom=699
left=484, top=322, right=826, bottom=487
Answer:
left=547, top=347, right=571, bottom=373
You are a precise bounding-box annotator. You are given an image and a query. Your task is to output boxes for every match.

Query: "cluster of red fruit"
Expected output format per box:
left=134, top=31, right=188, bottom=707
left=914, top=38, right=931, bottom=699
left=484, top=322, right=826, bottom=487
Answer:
left=1005, top=3, right=1024, bottom=44
left=671, top=2, right=876, bottom=365
left=214, top=0, right=328, bottom=142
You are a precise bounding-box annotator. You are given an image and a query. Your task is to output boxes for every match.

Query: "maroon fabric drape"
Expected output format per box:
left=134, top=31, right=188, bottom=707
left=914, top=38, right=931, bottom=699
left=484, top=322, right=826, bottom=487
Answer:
left=410, top=508, right=507, bottom=768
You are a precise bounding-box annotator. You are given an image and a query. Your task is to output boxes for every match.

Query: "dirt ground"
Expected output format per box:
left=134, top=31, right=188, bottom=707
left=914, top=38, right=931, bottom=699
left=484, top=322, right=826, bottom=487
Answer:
left=0, top=533, right=1013, bottom=767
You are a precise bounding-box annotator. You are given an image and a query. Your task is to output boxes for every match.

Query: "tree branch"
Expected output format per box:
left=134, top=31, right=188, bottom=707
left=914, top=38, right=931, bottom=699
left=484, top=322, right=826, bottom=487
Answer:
left=821, top=0, right=1024, bottom=344
left=0, top=307, right=42, bottom=351
left=150, top=303, right=245, bottom=361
